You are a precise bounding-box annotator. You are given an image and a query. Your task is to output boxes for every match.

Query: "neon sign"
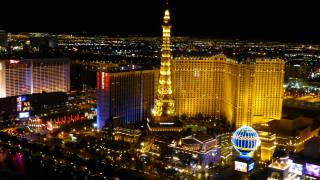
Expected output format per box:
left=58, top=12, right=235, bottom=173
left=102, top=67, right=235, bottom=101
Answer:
left=289, top=162, right=303, bottom=176
left=305, top=163, right=320, bottom=177
left=235, top=161, right=247, bottom=173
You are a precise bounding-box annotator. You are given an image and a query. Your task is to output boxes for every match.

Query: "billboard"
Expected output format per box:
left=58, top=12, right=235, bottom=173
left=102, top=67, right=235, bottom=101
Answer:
left=235, top=161, right=247, bottom=173
left=17, top=95, right=30, bottom=112
left=18, top=112, right=30, bottom=119
left=305, top=163, right=320, bottom=177
left=17, top=96, right=22, bottom=112
left=289, top=162, right=303, bottom=176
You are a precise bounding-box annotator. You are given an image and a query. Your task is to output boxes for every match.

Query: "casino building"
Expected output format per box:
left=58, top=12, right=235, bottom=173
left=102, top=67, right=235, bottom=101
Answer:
left=96, top=68, right=158, bottom=129
left=169, top=133, right=220, bottom=172
left=0, top=58, right=70, bottom=98
left=172, top=56, right=285, bottom=128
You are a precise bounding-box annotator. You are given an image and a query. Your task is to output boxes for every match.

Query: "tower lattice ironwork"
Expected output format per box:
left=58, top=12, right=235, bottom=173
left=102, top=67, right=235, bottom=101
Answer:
left=152, top=9, right=175, bottom=121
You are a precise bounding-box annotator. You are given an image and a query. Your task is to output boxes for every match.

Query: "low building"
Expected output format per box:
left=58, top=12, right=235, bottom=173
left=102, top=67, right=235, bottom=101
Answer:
left=169, top=133, right=220, bottom=171
left=0, top=92, right=68, bottom=121
left=254, top=117, right=320, bottom=153
left=291, top=137, right=320, bottom=180
left=113, top=127, right=142, bottom=144
left=257, top=130, right=276, bottom=162
left=267, top=138, right=320, bottom=180
left=267, top=148, right=292, bottom=180
left=217, top=132, right=233, bottom=165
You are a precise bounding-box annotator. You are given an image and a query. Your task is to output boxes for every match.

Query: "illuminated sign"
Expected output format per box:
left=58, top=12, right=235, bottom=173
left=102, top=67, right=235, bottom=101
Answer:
left=9, top=60, right=19, bottom=64
left=17, top=96, right=22, bottom=111
left=235, top=161, right=247, bottom=173
left=159, top=122, right=175, bottom=125
left=289, top=163, right=303, bottom=176
left=19, top=112, right=30, bottom=119
left=17, top=95, right=30, bottom=112
left=248, top=162, right=255, bottom=172
left=22, top=102, right=30, bottom=111
left=305, top=163, right=320, bottom=177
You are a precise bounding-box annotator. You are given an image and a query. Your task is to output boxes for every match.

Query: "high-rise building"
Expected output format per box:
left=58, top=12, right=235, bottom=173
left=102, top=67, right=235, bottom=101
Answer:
left=252, top=60, right=285, bottom=124
left=0, top=58, right=70, bottom=98
left=172, top=56, right=225, bottom=117
left=171, top=56, right=285, bottom=127
left=96, top=69, right=158, bottom=129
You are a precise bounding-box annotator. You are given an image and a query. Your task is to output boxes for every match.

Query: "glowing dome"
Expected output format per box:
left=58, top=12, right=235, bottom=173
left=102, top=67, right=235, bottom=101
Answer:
left=231, top=126, right=260, bottom=156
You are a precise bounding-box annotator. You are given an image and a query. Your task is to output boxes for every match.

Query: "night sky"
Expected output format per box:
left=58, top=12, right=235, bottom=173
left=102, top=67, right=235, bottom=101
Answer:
left=0, top=0, right=319, bottom=43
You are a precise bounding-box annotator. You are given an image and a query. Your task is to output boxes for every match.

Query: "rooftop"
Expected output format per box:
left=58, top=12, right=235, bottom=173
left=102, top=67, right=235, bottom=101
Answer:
left=193, top=133, right=214, bottom=143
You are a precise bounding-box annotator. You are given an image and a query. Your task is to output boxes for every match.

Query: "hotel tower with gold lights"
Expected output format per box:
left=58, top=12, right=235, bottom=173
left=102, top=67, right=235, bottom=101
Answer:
left=148, top=8, right=182, bottom=132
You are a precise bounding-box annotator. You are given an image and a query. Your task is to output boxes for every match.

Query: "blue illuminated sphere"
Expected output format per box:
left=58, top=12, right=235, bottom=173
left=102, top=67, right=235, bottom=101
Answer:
left=231, top=126, right=260, bottom=156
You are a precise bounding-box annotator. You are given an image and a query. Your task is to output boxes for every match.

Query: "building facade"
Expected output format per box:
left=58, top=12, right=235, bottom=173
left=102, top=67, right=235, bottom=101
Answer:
left=96, top=69, right=158, bottom=129
left=171, top=56, right=285, bottom=127
left=252, top=60, right=285, bottom=124
left=257, top=131, right=276, bottom=162
left=169, top=133, right=220, bottom=172
left=254, top=117, right=320, bottom=153
left=0, top=58, right=70, bottom=98
left=113, top=127, right=142, bottom=144
left=217, top=133, right=233, bottom=164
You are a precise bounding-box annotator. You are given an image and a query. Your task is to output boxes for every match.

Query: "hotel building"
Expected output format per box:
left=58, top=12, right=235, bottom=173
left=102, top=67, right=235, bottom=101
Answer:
left=96, top=69, right=158, bottom=129
left=171, top=56, right=285, bottom=127
left=0, top=58, right=70, bottom=98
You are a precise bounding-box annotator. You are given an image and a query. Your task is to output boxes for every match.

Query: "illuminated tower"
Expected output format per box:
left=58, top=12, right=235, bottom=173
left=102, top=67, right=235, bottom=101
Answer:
left=152, top=9, right=175, bottom=120
left=148, top=8, right=182, bottom=132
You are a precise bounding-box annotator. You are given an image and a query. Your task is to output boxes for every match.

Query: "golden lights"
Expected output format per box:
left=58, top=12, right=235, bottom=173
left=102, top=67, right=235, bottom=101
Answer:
left=152, top=9, right=175, bottom=119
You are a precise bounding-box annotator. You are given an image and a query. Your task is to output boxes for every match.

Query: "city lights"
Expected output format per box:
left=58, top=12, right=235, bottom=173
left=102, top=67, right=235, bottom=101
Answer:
left=0, top=1, right=319, bottom=180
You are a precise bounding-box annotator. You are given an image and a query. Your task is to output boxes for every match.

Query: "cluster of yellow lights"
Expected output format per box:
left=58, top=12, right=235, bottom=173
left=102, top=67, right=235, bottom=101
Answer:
left=152, top=9, right=175, bottom=118
left=164, top=10, right=170, bottom=23
left=160, top=71, right=171, bottom=76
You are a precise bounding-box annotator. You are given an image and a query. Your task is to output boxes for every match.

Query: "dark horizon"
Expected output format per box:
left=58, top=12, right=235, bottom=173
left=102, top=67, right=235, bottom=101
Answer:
left=1, top=0, right=319, bottom=43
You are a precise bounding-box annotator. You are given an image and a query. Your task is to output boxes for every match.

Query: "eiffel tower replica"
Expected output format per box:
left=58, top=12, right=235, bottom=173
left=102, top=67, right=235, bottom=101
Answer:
left=147, top=7, right=182, bottom=132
